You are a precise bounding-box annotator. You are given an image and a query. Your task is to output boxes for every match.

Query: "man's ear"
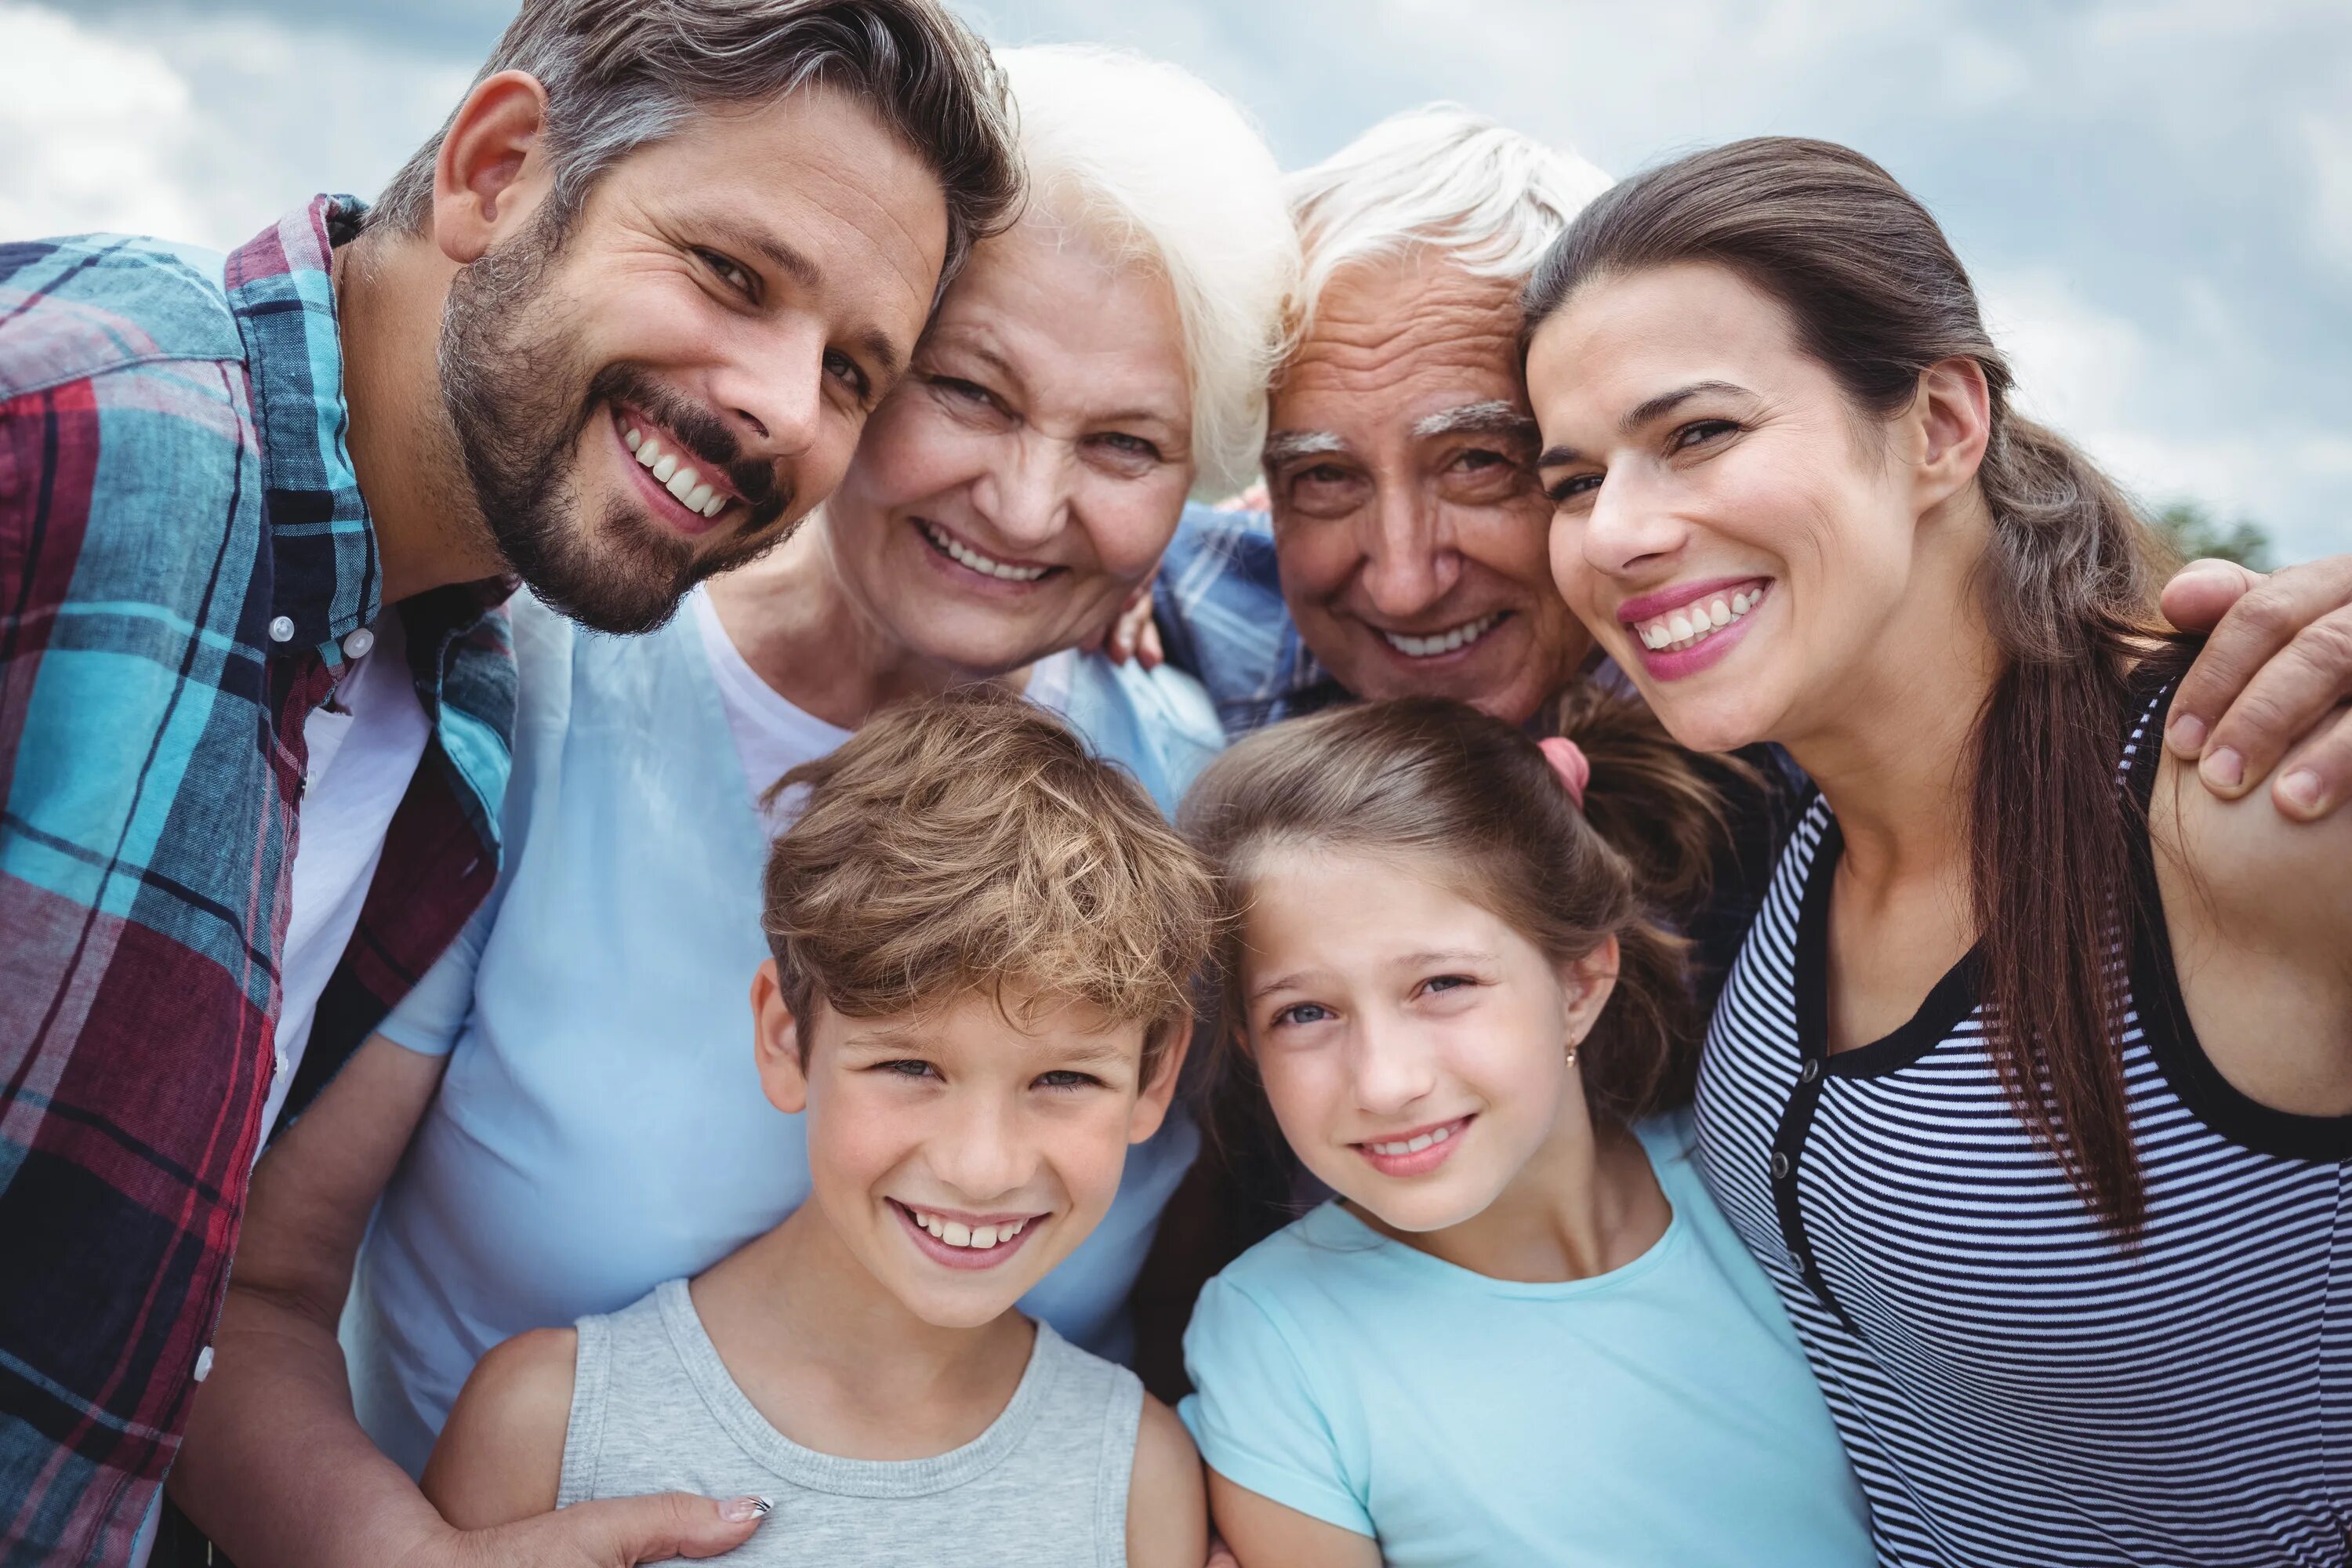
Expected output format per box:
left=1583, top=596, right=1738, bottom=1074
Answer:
left=751, top=959, right=810, bottom=1116
left=1127, top=1014, right=1193, bottom=1145
left=1559, top=935, right=1621, bottom=1047
left=432, top=70, right=556, bottom=264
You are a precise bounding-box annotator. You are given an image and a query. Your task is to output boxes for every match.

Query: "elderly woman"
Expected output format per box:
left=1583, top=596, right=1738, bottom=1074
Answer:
left=336, top=43, right=1298, bottom=1478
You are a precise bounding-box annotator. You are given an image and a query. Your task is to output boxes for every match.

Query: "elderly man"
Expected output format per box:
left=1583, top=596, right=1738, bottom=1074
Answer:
left=1149, top=104, right=2352, bottom=817
left=0, top=2, right=1016, bottom=1564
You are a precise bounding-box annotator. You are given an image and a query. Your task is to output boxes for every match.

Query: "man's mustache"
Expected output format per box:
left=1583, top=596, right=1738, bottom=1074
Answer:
left=589, top=364, right=792, bottom=529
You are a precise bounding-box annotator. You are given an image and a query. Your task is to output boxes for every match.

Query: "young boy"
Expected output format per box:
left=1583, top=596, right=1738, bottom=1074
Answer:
left=421, top=688, right=1216, bottom=1565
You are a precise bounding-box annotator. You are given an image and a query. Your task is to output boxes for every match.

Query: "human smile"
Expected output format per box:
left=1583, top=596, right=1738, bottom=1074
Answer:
left=889, top=1200, right=1047, bottom=1272
left=614, top=407, right=739, bottom=534
left=915, top=518, right=1059, bottom=585
left=1374, top=611, right=1508, bottom=661
left=1618, top=575, right=1771, bottom=681
left=1352, top=1114, right=1474, bottom=1177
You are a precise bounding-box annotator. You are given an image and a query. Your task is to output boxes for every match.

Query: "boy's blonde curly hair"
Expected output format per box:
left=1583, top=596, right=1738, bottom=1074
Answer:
left=761, top=684, right=1216, bottom=1076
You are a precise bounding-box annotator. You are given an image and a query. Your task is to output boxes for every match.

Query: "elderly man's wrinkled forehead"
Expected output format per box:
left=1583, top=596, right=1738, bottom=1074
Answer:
left=1265, top=252, right=1537, bottom=463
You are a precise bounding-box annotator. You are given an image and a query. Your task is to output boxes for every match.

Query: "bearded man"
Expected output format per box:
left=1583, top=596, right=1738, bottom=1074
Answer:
left=0, top=3, right=1016, bottom=1563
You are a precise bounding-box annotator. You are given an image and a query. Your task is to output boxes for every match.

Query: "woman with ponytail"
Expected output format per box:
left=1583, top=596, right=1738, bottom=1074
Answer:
left=1174, top=696, right=1872, bottom=1566
left=1523, top=136, right=2352, bottom=1566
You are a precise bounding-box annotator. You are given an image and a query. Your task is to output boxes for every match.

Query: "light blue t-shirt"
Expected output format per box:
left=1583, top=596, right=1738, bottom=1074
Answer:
left=343, top=593, right=1225, bottom=1478
left=1180, top=1114, right=1873, bottom=1566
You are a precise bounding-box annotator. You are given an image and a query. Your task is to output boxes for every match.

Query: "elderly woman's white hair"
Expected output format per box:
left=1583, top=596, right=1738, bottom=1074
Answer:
left=1287, top=103, right=1613, bottom=339
left=995, top=45, right=1297, bottom=499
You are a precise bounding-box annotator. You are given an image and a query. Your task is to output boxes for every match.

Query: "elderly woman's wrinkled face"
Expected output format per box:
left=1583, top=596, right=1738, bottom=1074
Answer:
left=822, top=218, right=1195, bottom=673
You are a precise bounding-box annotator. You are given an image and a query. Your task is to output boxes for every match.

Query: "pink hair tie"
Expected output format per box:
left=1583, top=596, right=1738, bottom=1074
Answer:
left=1539, top=736, right=1591, bottom=809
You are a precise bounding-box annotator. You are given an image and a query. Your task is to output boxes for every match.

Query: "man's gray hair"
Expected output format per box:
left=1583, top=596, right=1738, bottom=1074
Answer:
left=1287, top=103, right=1612, bottom=339
left=372, top=0, right=1021, bottom=295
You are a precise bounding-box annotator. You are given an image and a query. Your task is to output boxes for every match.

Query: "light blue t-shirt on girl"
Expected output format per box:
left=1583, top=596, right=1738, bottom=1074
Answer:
left=341, top=590, right=1226, bottom=1479
left=1180, top=1112, right=1873, bottom=1567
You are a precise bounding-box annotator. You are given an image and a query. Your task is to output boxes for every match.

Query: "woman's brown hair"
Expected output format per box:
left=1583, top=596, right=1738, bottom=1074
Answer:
left=1522, top=136, right=2173, bottom=1232
left=1178, top=693, right=1730, bottom=1127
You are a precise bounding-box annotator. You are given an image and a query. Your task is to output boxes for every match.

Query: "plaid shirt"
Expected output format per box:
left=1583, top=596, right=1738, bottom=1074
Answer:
left=0, top=198, right=515, bottom=1566
left=1152, top=502, right=1349, bottom=737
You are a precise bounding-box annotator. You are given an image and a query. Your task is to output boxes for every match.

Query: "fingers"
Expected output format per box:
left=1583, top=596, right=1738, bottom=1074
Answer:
left=2270, top=704, right=2352, bottom=822
left=2165, top=555, right=2352, bottom=817
left=1105, top=578, right=1160, bottom=666
left=1204, top=1536, right=1243, bottom=1568
left=2157, top=557, right=2263, bottom=634
left=550, top=1490, right=768, bottom=1565
left=1134, top=614, right=1165, bottom=671
left=1214, top=481, right=1269, bottom=514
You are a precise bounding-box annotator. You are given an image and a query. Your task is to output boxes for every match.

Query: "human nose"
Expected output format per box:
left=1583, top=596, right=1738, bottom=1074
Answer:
left=709, top=323, right=827, bottom=463
left=970, top=434, right=1071, bottom=552
left=1579, top=466, right=1689, bottom=579
left=1356, top=484, right=1459, bottom=619
left=927, top=1091, right=1033, bottom=1202
left=1348, top=1016, right=1439, bottom=1119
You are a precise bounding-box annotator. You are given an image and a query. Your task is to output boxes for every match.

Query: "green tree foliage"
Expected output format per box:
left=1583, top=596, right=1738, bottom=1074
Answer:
left=2147, top=501, right=2274, bottom=571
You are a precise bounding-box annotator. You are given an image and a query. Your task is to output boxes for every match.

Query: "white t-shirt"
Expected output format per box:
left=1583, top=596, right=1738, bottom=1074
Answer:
left=264, top=612, right=432, bottom=1147
left=688, top=585, right=1076, bottom=836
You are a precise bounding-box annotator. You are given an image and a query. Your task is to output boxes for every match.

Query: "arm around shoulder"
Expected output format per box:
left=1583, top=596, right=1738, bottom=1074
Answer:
left=2155, top=746, right=2352, bottom=1114
left=422, top=1327, right=579, bottom=1530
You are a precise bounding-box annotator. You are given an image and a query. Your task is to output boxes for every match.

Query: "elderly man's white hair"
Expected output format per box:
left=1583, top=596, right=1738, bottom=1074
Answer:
left=1288, top=103, right=1613, bottom=339
left=996, top=45, right=1298, bottom=499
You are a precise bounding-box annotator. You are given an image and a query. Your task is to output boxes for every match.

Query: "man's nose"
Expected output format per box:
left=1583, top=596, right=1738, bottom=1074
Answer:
left=1356, top=485, right=1457, bottom=619
left=707, top=325, right=829, bottom=466
left=970, top=435, right=1070, bottom=552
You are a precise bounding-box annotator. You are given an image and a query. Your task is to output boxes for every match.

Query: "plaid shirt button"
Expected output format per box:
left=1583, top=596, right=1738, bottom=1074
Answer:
left=269, top=614, right=296, bottom=643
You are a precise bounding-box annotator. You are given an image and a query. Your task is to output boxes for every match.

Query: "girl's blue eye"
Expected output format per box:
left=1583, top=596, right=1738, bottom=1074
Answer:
left=1272, top=1002, right=1334, bottom=1028
left=1421, top=974, right=1475, bottom=996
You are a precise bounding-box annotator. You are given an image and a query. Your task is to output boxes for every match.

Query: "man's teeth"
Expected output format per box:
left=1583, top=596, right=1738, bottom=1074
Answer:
left=1634, top=585, right=1767, bottom=652
left=622, top=421, right=728, bottom=519
left=1379, top=612, right=1502, bottom=659
left=911, top=1209, right=1031, bottom=1249
left=1367, top=1123, right=1458, bottom=1157
left=920, top=521, right=1051, bottom=583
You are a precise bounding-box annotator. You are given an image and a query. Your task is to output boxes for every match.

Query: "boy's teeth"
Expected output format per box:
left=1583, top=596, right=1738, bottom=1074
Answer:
left=909, top=1207, right=1031, bottom=1248
left=921, top=521, right=1051, bottom=583
left=1635, top=583, right=1767, bottom=653
left=1379, top=612, right=1501, bottom=659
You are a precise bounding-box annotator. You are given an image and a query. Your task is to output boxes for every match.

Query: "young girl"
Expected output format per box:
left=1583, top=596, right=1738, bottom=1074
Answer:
left=419, top=690, right=1217, bottom=1566
left=1176, top=695, right=1871, bottom=1567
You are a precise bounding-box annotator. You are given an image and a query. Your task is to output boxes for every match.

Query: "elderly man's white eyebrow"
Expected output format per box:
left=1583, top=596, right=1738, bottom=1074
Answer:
left=1262, top=430, right=1351, bottom=467
left=1410, top=400, right=1539, bottom=444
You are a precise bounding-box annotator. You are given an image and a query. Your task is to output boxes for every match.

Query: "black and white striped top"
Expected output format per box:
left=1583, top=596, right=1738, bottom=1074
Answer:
left=1695, top=684, right=2352, bottom=1566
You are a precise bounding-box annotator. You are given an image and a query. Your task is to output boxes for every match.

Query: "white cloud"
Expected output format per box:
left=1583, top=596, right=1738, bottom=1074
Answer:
left=0, top=4, right=205, bottom=240
left=2, top=2, right=467, bottom=252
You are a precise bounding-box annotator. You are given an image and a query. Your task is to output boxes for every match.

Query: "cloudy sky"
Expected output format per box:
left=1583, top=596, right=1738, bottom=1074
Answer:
left=7, top=0, right=2347, bottom=561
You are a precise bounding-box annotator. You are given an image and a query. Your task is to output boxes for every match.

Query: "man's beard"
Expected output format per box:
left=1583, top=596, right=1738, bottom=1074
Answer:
left=437, top=213, right=795, bottom=635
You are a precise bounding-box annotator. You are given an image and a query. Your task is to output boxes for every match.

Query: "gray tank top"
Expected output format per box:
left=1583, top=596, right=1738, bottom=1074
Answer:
left=556, top=1279, right=1142, bottom=1566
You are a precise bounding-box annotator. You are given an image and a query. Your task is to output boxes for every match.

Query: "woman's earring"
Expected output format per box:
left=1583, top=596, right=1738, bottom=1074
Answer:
left=1565, top=1036, right=1582, bottom=1068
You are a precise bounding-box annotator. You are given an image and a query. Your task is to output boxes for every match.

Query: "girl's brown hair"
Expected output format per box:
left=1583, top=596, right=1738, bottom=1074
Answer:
left=1178, top=693, right=1730, bottom=1126
left=1522, top=136, right=2173, bottom=1232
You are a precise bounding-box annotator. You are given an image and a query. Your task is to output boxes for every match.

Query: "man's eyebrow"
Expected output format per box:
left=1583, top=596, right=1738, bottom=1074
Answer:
left=699, top=216, right=822, bottom=289
left=1537, top=379, right=1753, bottom=469
left=1410, top=400, right=1538, bottom=445
left=858, top=328, right=904, bottom=380
left=1263, top=430, right=1350, bottom=467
